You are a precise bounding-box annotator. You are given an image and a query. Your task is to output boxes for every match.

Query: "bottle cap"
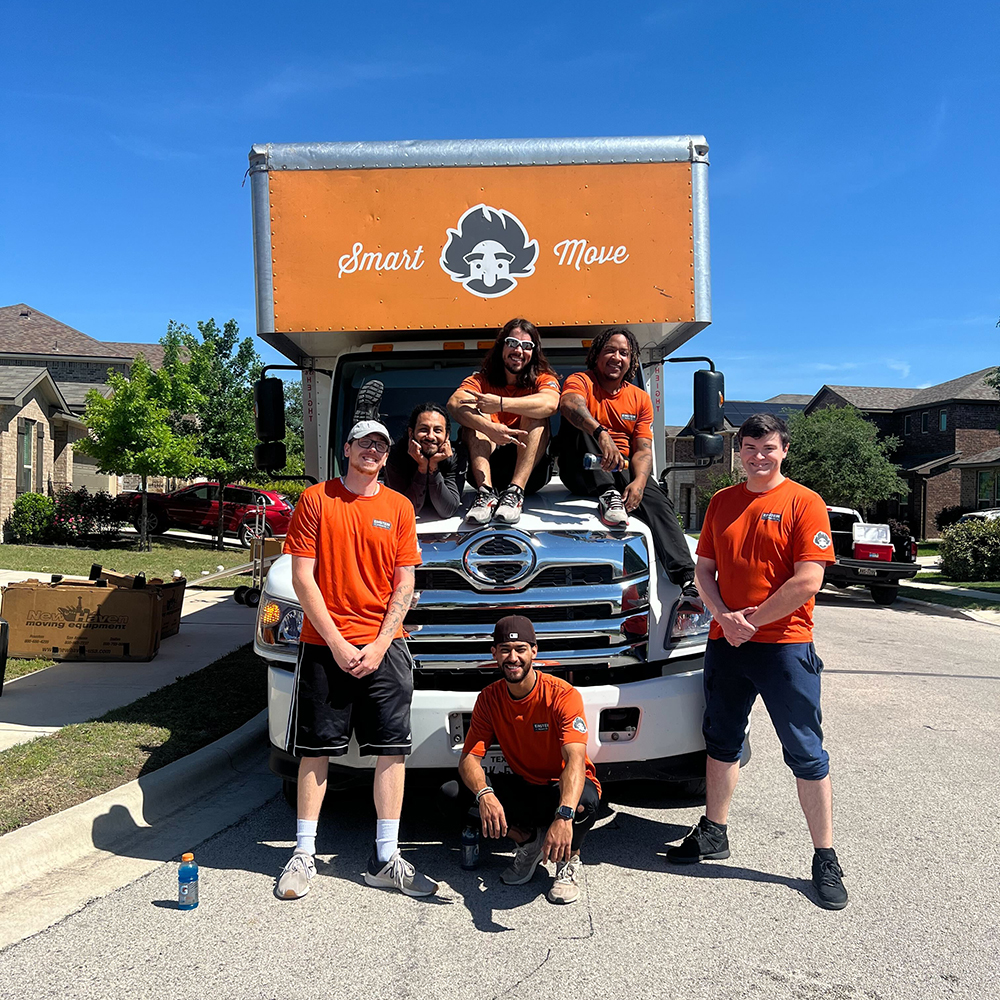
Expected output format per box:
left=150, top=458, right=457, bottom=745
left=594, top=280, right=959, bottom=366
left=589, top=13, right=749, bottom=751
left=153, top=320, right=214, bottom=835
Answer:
left=181, top=852, right=194, bottom=862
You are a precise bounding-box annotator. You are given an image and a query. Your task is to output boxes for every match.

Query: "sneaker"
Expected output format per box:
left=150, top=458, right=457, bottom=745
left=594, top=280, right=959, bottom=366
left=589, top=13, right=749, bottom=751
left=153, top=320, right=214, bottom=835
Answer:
left=275, top=851, right=316, bottom=899
left=665, top=816, right=731, bottom=864
left=501, top=829, right=545, bottom=885
left=466, top=486, right=499, bottom=525
left=353, top=380, right=384, bottom=422
left=812, top=850, right=848, bottom=910
left=493, top=485, right=525, bottom=524
left=680, top=582, right=701, bottom=602
left=547, top=854, right=582, bottom=904
left=364, top=850, right=439, bottom=897
left=598, top=489, right=629, bottom=528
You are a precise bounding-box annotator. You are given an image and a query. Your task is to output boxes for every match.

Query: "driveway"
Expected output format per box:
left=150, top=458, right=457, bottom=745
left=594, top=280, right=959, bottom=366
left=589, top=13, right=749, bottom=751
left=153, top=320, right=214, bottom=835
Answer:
left=1, top=593, right=997, bottom=999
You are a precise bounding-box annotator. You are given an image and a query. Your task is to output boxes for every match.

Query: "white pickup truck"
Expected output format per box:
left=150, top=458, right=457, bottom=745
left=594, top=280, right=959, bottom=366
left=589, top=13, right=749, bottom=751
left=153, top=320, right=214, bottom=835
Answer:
left=246, top=136, right=728, bottom=793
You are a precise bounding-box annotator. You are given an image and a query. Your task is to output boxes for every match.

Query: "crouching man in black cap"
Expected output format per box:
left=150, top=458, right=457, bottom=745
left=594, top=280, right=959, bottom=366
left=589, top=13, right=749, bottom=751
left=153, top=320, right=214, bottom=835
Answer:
left=458, top=616, right=602, bottom=904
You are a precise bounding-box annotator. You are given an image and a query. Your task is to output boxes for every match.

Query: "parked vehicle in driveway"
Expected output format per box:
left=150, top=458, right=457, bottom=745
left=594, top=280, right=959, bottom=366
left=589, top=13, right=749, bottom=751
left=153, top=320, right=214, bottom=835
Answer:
left=129, top=483, right=294, bottom=547
left=959, top=508, right=1000, bottom=523
left=824, top=506, right=918, bottom=605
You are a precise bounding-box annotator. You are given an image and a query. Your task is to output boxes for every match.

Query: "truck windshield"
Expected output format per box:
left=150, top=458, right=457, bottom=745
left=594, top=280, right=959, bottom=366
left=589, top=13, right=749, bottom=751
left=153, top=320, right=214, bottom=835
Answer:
left=334, top=347, right=600, bottom=461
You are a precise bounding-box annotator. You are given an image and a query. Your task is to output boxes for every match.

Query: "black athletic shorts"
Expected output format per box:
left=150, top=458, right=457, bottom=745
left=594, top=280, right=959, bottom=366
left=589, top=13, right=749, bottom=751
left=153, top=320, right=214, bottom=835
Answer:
left=465, top=442, right=553, bottom=495
left=285, top=639, right=414, bottom=758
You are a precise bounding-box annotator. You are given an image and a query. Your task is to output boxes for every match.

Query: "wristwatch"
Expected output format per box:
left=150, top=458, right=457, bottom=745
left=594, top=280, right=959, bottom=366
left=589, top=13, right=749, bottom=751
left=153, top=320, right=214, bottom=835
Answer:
left=593, top=424, right=608, bottom=440
left=555, top=804, right=574, bottom=822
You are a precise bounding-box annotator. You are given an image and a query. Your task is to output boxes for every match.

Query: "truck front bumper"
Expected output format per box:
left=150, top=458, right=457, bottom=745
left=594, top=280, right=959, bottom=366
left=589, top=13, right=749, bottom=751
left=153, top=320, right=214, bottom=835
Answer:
left=825, top=558, right=918, bottom=587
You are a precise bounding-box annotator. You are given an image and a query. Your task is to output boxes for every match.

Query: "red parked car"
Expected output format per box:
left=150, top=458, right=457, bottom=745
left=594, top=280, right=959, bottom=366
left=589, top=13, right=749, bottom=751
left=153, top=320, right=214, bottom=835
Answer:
left=130, top=483, right=295, bottom=547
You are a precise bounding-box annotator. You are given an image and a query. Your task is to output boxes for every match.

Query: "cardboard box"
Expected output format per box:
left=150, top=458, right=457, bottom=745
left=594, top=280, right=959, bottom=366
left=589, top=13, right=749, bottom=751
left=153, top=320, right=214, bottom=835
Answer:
left=89, top=566, right=186, bottom=640
left=252, top=536, right=285, bottom=563
left=1, top=579, right=162, bottom=662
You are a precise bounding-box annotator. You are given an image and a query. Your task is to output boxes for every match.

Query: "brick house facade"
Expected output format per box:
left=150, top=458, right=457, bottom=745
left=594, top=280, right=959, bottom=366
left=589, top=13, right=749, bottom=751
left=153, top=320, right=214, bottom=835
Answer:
left=0, top=304, right=169, bottom=534
left=805, top=369, right=1000, bottom=537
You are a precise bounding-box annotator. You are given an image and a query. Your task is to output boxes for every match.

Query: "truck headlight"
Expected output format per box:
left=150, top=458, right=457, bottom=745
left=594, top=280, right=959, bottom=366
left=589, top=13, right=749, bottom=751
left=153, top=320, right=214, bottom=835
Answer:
left=667, top=596, right=712, bottom=647
left=258, top=600, right=303, bottom=647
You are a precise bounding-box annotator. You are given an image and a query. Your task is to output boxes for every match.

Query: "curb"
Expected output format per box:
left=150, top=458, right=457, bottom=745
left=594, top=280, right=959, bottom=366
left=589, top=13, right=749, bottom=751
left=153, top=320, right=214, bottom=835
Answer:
left=0, top=709, right=268, bottom=892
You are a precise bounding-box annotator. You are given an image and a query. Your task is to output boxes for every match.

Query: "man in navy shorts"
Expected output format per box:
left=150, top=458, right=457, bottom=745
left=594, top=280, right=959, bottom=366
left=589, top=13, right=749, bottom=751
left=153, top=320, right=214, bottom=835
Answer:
left=667, top=413, right=848, bottom=910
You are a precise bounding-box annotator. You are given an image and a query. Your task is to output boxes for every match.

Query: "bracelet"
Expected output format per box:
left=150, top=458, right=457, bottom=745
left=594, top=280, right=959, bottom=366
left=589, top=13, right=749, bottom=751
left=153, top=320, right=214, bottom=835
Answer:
left=476, top=786, right=496, bottom=801
left=594, top=424, right=607, bottom=439
left=499, top=398, right=503, bottom=413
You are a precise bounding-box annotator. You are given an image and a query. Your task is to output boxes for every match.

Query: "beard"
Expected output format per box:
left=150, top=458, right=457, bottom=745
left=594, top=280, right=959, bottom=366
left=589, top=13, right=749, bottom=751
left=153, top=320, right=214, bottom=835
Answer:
left=417, top=440, right=439, bottom=458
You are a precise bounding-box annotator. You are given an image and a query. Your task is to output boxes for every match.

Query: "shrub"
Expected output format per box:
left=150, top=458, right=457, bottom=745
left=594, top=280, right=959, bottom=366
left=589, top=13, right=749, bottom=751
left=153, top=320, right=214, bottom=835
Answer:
left=939, top=519, right=1000, bottom=581
left=3, top=493, right=55, bottom=543
left=251, top=479, right=308, bottom=505
left=935, top=505, right=972, bottom=532
left=50, top=488, right=131, bottom=544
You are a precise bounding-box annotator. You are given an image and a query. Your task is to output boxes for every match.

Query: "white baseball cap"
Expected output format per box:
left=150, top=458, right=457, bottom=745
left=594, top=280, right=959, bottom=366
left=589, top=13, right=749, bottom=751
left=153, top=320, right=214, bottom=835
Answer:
left=347, top=419, right=393, bottom=445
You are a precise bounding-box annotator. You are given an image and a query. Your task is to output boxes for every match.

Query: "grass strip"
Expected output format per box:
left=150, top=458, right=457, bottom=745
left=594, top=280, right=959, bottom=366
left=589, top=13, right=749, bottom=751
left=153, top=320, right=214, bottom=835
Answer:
left=2, top=658, right=57, bottom=686
left=0, top=643, right=265, bottom=836
left=0, top=540, right=254, bottom=587
left=898, top=587, right=1000, bottom=613
left=912, top=573, right=1000, bottom=593
left=917, top=542, right=941, bottom=557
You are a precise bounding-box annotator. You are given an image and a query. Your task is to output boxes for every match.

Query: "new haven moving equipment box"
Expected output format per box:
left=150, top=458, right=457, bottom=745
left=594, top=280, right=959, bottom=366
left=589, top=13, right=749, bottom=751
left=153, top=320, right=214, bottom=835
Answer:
left=1, top=580, right=162, bottom=662
left=89, top=566, right=187, bottom=639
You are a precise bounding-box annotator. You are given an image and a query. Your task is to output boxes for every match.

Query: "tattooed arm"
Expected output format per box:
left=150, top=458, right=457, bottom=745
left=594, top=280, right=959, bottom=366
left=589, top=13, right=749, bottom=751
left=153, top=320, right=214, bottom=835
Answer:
left=622, top=437, right=652, bottom=512
left=559, top=392, right=602, bottom=435
left=347, top=565, right=416, bottom=677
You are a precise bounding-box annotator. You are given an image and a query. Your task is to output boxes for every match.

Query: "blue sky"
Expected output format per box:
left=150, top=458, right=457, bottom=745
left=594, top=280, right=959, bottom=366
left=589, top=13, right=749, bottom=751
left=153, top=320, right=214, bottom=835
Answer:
left=3, top=1, right=997, bottom=424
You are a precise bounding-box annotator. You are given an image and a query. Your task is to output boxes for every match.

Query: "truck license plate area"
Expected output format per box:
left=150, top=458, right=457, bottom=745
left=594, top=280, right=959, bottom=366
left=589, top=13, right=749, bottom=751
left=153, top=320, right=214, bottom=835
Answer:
left=482, top=750, right=512, bottom=775
left=858, top=567, right=878, bottom=576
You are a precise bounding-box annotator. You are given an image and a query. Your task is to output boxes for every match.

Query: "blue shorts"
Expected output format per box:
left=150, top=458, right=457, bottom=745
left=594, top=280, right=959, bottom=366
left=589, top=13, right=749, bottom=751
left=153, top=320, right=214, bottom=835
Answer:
left=702, top=637, right=830, bottom=781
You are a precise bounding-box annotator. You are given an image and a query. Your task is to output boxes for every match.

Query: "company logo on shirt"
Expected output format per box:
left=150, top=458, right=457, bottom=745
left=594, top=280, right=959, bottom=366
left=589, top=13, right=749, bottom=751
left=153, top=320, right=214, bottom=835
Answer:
left=621, top=412, right=637, bottom=421
left=761, top=512, right=782, bottom=523
left=533, top=723, right=549, bottom=732
left=372, top=518, right=392, bottom=530
left=813, top=531, right=832, bottom=550
left=572, top=716, right=587, bottom=734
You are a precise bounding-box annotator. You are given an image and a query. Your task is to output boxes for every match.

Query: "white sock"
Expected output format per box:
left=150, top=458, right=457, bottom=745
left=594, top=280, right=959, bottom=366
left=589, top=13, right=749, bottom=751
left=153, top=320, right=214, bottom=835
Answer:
left=296, top=819, right=318, bottom=856
left=376, top=819, right=400, bottom=863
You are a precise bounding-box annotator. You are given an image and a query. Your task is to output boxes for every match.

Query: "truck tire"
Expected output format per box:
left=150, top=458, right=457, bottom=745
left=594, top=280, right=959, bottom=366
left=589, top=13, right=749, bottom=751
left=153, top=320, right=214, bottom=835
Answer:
left=870, top=585, right=898, bottom=606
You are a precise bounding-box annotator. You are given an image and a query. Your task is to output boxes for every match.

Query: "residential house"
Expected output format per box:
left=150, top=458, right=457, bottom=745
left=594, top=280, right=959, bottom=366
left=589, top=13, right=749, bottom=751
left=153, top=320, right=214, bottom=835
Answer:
left=0, top=304, right=167, bottom=530
left=805, top=368, right=1000, bottom=537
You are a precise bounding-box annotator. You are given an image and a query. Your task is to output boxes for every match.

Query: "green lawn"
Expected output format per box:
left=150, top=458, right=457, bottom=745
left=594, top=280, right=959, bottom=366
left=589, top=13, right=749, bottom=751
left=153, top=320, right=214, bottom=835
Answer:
left=2, top=657, right=56, bottom=686
left=0, top=643, right=266, bottom=836
left=0, top=539, right=253, bottom=589
left=917, top=541, right=942, bottom=557
left=899, top=587, right=1000, bottom=613
left=913, top=572, right=1000, bottom=594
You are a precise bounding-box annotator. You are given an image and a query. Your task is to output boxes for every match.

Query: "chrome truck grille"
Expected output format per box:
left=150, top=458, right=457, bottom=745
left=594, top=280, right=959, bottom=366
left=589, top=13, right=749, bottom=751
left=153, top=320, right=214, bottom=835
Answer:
left=404, top=528, right=650, bottom=675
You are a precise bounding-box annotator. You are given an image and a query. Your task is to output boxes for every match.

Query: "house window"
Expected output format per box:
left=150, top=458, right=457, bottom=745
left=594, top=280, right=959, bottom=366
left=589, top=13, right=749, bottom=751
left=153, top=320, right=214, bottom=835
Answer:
left=921, top=411, right=929, bottom=433
left=16, top=418, right=35, bottom=495
left=939, top=410, right=947, bottom=432
left=979, top=470, right=999, bottom=508
left=904, top=414, right=912, bottom=435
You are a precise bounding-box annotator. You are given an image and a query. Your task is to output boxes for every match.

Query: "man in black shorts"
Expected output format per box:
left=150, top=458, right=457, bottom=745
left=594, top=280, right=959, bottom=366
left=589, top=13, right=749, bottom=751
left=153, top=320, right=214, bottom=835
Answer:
left=458, top=616, right=602, bottom=904
left=276, top=418, right=438, bottom=900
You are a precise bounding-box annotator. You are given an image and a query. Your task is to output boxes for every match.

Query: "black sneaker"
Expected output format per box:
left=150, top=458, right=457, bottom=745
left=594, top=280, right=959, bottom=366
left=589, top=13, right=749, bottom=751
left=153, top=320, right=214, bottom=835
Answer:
left=666, top=816, right=730, bottom=864
left=465, top=486, right=499, bottom=525
left=680, top=582, right=701, bottom=601
left=353, top=380, right=384, bottom=422
left=493, top=485, right=525, bottom=524
left=812, top=850, right=848, bottom=910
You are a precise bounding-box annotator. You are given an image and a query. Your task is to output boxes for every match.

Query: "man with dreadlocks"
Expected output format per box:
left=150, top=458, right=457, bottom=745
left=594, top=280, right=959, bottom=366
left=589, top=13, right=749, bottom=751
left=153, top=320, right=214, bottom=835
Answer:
left=558, top=328, right=696, bottom=590
left=448, top=318, right=560, bottom=525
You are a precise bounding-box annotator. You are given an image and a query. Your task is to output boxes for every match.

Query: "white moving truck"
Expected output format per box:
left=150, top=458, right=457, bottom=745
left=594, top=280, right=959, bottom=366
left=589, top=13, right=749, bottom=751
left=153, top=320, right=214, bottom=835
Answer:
left=247, top=136, right=726, bottom=792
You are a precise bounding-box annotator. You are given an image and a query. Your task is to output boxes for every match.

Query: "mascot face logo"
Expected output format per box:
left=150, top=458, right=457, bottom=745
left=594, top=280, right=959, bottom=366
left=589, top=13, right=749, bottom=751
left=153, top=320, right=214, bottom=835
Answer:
left=440, top=204, right=538, bottom=298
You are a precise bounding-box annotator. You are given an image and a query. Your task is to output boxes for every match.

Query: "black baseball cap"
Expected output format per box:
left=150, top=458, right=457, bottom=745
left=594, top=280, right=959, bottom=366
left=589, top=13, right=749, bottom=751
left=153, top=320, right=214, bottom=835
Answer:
left=492, top=615, right=536, bottom=645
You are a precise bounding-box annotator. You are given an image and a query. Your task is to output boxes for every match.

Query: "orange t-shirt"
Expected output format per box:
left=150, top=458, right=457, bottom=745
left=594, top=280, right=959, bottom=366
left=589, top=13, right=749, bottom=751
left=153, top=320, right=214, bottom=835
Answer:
left=457, top=371, right=560, bottom=429
left=463, top=671, right=601, bottom=797
left=561, top=371, right=653, bottom=459
left=696, top=479, right=835, bottom=643
left=282, top=479, right=422, bottom=646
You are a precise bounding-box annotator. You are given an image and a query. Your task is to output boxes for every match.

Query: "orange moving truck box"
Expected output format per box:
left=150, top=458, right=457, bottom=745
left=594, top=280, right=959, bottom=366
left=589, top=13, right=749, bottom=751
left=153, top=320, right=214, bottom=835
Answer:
left=1, top=580, right=162, bottom=661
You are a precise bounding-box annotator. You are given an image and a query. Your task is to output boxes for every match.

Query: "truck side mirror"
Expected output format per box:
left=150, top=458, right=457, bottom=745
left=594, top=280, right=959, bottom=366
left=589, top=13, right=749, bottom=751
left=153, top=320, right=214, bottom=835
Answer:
left=254, top=377, right=285, bottom=443
left=694, top=433, right=724, bottom=459
left=693, top=368, right=725, bottom=433
left=255, top=441, right=287, bottom=472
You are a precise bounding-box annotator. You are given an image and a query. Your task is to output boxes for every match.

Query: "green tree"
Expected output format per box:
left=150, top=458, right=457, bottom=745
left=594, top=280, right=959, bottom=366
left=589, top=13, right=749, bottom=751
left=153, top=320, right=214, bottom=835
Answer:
left=697, top=468, right=746, bottom=513
left=283, top=377, right=305, bottom=475
left=177, top=318, right=262, bottom=550
left=76, top=357, right=198, bottom=549
left=783, top=406, right=907, bottom=513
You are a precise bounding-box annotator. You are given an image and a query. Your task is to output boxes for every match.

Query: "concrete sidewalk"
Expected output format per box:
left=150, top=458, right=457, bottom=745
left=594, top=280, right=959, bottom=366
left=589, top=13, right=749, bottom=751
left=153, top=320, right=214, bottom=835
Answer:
left=0, top=580, right=257, bottom=751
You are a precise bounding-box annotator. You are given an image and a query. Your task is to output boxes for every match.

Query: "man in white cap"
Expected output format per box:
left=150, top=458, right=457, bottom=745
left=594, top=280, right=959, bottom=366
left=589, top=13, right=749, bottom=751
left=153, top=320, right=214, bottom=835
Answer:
left=275, top=419, right=439, bottom=900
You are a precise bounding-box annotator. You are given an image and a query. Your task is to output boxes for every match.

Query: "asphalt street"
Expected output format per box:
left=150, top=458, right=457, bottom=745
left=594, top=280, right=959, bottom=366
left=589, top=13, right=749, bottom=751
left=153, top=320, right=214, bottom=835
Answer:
left=2, top=591, right=997, bottom=1000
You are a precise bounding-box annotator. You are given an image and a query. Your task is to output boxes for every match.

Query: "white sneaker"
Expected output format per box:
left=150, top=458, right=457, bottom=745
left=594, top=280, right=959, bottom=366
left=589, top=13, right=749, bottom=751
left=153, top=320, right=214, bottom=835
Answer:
left=598, top=489, right=629, bottom=527
left=493, top=485, right=525, bottom=524
left=547, top=854, right=582, bottom=904
left=276, top=851, right=316, bottom=899
left=364, top=850, right=439, bottom=897
left=466, top=486, right=499, bottom=524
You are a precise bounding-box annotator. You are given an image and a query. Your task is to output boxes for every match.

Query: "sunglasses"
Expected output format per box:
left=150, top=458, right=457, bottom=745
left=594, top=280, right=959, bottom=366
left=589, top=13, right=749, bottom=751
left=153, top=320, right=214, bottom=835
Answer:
left=353, top=437, right=389, bottom=454
left=503, top=337, right=534, bottom=352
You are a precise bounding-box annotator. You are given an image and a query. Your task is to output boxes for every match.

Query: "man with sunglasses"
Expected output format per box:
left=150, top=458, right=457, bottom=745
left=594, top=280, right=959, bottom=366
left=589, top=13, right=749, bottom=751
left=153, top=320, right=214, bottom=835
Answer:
left=447, top=318, right=560, bottom=525
left=275, top=419, right=439, bottom=901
